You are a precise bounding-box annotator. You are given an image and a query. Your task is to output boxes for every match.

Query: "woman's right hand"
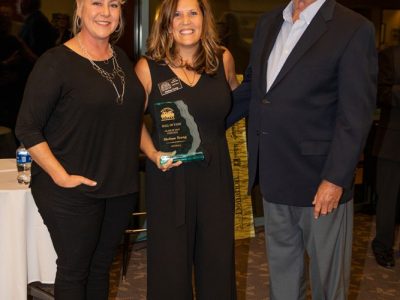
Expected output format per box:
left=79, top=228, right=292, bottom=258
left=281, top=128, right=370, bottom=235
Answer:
left=149, top=150, right=182, bottom=172
left=139, top=119, right=181, bottom=172
left=23, top=142, right=97, bottom=189
left=54, top=174, right=97, bottom=188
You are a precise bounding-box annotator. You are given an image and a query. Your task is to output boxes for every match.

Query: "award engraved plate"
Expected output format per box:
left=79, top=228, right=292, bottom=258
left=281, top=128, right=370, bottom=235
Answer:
left=153, top=100, right=204, bottom=163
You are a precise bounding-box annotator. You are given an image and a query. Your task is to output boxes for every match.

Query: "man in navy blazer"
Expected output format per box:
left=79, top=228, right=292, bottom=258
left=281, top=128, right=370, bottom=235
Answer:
left=229, top=0, right=377, bottom=299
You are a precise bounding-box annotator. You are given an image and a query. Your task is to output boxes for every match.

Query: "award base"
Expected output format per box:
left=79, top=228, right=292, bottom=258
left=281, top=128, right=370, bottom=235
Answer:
left=160, top=152, right=204, bottom=165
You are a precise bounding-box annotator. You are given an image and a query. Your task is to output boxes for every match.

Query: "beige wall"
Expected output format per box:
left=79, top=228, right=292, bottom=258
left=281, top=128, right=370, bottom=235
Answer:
left=210, top=0, right=285, bottom=20
left=228, top=0, right=284, bottom=12
left=41, top=0, right=75, bottom=21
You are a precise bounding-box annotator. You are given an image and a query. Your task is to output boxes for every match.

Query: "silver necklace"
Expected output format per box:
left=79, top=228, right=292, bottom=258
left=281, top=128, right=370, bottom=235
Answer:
left=77, top=35, right=125, bottom=105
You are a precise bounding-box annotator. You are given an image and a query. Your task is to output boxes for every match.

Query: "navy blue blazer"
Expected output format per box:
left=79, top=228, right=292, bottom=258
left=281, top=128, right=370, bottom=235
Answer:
left=228, top=0, right=378, bottom=206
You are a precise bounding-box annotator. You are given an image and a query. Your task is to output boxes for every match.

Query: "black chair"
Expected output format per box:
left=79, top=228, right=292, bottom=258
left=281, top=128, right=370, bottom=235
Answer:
left=121, top=153, right=147, bottom=280
left=122, top=211, right=147, bottom=280
left=27, top=282, right=54, bottom=300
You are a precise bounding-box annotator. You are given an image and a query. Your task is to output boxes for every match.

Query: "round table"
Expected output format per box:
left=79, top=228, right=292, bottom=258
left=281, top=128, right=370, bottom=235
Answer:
left=0, top=159, right=57, bottom=300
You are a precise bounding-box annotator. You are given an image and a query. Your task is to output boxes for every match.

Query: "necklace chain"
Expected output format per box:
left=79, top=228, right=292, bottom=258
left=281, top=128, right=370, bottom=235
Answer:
left=181, top=67, right=196, bottom=86
left=77, top=35, right=125, bottom=105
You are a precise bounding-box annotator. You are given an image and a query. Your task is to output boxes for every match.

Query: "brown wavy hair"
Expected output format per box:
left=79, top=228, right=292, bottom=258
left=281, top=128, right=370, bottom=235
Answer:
left=72, top=0, right=126, bottom=43
left=146, top=0, right=222, bottom=75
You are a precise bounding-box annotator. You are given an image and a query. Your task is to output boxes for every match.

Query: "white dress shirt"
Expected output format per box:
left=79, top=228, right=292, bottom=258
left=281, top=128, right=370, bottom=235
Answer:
left=266, top=0, right=327, bottom=92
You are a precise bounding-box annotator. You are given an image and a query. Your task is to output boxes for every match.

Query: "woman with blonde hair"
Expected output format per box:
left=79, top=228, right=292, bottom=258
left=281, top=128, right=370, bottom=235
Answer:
left=135, top=0, right=238, bottom=298
left=16, top=0, right=145, bottom=299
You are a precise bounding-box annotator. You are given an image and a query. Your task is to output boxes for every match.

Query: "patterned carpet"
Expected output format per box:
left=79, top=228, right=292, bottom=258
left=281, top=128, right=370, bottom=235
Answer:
left=30, top=213, right=400, bottom=299
left=109, top=212, right=400, bottom=300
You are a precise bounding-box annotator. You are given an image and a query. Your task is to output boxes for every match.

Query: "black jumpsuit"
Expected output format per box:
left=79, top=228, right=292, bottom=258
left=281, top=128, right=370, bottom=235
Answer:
left=145, top=58, right=236, bottom=300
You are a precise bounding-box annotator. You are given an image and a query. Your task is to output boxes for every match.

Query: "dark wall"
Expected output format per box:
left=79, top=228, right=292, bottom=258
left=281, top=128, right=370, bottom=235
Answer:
left=339, top=0, right=400, bottom=10
left=116, top=0, right=136, bottom=62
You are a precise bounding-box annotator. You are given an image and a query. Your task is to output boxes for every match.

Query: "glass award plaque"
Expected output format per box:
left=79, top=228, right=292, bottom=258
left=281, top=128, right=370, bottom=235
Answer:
left=153, top=100, right=204, bottom=164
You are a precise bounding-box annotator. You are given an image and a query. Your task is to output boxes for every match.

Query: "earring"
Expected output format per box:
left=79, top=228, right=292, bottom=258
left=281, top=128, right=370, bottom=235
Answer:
left=76, top=16, right=82, bottom=31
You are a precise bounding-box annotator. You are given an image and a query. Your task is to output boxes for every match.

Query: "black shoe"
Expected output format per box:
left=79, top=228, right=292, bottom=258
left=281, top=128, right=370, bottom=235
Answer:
left=372, top=242, right=395, bottom=268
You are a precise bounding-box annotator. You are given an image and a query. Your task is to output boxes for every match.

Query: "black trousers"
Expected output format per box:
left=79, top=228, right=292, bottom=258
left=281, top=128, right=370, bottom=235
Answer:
left=374, top=158, right=400, bottom=250
left=146, top=162, right=236, bottom=300
left=31, top=171, right=137, bottom=300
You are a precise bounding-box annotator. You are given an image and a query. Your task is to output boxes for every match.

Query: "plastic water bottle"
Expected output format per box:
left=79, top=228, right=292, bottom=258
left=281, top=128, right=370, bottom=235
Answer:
left=16, top=144, right=32, bottom=184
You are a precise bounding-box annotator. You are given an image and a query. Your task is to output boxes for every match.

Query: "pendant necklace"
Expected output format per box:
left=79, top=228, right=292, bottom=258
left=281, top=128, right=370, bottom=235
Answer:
left=182, top=67, right=196, bottom=86
left=77, top=35, right=125, bottom=105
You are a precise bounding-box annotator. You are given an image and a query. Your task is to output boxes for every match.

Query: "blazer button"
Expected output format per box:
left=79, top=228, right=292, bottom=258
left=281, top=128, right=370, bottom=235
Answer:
left=256, top=130, right=268, bottom=135
left=261, top=98, right=271, bottom=104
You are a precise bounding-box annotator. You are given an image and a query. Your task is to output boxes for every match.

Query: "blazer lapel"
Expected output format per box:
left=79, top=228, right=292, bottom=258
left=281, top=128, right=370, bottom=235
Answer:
left=268, top=0, right=335, bottom=92
left=260, top=13, right=284, bottom=93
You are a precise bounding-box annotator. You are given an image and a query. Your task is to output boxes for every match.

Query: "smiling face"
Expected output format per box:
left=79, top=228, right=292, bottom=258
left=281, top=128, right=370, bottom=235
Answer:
left=77, top=0, right=121, bottom=41
left=170, top=0, right=203, bottom=52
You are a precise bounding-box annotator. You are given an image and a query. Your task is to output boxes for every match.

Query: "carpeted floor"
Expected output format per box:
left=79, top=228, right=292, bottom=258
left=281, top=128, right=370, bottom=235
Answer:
left=109, top=212, right=400, bottom=300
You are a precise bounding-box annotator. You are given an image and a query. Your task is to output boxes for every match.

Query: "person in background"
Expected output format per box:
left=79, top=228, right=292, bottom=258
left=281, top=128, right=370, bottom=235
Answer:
left=15, top=0, right=145, bottom=299
left=0, top=13, right=24, bottom=129
left=371, top=44, right=400, bottom=268
left=0, top=12, right=33, bottom=133
left=0, top=4, right=21, bottom=36
left=17, top=0, right=57, bottom=59
left=217, top=12, right=250, bottom=75
left=51, top=13, right=72, bottom=46
left=228, top=0, right=377, bottom=299
left=135, top=0, right=238, bottom=298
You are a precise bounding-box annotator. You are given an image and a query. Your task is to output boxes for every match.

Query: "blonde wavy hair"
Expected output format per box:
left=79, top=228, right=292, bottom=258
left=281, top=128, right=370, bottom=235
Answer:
left=146, top=0, right=222, bottom=75
left=72, top=0, right=126, bottom=43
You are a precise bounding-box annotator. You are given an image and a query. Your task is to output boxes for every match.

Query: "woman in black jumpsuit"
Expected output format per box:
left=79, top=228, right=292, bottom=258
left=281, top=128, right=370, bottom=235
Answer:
left=135, top=0, right=239, bottom=299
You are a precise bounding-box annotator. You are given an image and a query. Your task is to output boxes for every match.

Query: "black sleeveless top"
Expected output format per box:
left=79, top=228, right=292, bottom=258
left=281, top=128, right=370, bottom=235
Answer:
left=145, top=58, right=234, bottom=226
left=146, top=58, right=231, bottom=156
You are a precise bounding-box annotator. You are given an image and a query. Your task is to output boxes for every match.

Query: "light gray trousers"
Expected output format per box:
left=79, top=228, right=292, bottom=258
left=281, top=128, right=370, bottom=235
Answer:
left=263, top=200, right=353, bottom=300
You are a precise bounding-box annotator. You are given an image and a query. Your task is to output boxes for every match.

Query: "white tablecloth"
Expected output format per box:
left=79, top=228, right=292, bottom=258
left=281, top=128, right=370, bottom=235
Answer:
left=0, top=159, right=57, bottom=300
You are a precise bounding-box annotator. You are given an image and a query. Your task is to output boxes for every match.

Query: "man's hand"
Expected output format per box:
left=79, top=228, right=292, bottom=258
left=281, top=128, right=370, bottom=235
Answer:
left=312, top=180, right=343, bottom=219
